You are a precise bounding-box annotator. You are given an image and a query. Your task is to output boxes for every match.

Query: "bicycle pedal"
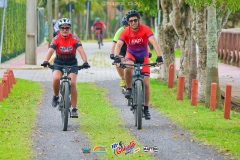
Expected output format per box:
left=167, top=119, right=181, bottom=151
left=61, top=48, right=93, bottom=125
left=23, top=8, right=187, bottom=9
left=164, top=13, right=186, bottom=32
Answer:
left=70, top=115, right=78, bottom=118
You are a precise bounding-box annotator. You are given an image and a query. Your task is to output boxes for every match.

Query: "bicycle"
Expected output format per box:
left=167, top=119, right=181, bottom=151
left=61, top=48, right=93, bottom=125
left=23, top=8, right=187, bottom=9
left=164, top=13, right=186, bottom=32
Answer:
left=95, top=30, right=102, bottom=49
left=119, top=62, right=156, bottom=130
left=42, top=64, right=89, bottom=131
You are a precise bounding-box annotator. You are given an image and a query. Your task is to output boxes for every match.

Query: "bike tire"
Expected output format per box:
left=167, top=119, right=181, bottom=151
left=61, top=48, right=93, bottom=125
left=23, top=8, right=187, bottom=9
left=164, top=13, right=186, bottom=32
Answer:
left=62, top=82, right=71, bottom=131
left=98, top=34, right=101, bottom=49
left=136, top=80, right=143, bottom=130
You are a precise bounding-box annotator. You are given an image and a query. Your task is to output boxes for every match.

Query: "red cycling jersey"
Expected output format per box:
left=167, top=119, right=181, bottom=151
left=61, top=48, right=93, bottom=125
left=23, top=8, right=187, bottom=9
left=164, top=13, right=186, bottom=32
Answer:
left=93, top=21, right=105, bottom=30
left=50, top=33, right=82, bottom=59
left=119, top=24, right=153, bottom=58
left=119, top=24, right=154, bottom=75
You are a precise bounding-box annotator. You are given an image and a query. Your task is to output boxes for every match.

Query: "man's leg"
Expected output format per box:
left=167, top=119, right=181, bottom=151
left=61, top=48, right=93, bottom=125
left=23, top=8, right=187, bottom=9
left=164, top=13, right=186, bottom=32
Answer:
left=143, top=76, right=151, bottom=120
left=144, top=76, right=150, bottom=106
left=124, top=60, right=134, bottom=98
left=117, top=57, right=126, bottom=87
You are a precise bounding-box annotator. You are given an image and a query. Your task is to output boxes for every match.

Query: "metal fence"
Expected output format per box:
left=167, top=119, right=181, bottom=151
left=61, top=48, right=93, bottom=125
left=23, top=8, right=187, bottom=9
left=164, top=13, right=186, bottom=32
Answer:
left=218, top=28, right=240, bottom=67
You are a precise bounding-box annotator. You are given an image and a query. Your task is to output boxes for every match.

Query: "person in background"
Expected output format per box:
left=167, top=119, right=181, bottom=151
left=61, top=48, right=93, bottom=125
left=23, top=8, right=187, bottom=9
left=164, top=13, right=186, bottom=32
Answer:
left=91, top=17, right=106, bottom=45
left=110, top=16, right=129, bottom=88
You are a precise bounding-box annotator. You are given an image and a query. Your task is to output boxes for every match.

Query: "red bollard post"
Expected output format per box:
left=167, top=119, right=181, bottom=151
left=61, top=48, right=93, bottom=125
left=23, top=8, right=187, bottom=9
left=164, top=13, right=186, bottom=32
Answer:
left=210, top=83, right=217, bottom=110
left=176, top=76, right=185, bottom=100
left=8, top=69, right=16, bottom=84
left=191, top=79, right=198, bottom=106
left=224, top=84, right=232, bottom=119
left=0, top=81, right=3, bottom=101
left=2, top=77, right=9, bottom=98
left=168, top=63, right=174, bottom=88
left=3, top=73, right=11, bottom=93
left=4, top=71, right=12, bottom=89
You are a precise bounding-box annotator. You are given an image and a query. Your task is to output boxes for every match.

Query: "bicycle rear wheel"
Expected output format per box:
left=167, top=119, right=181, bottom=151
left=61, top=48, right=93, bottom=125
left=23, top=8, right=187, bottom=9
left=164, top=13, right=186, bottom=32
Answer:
left=136, top=80, right=143, bottom=129
left=61, top=82, right=71, bottom=131
left=98, top=34, right=101, bottom=49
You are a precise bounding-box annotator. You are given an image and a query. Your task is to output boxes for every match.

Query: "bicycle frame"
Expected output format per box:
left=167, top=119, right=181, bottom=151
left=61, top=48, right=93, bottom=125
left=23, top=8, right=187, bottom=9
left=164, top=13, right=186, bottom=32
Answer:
left=95, top=30, right=102, bottom=49
left=120, top=62, right=156, bottom=130
left=130, top=64, right=145, bottom=109
left=48, top=64, right=84, bottom=131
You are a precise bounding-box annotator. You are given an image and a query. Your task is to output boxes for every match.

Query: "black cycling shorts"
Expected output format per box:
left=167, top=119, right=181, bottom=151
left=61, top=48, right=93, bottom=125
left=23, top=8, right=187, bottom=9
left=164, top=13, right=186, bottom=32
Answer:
left=53, top=58, right=78, bottom=75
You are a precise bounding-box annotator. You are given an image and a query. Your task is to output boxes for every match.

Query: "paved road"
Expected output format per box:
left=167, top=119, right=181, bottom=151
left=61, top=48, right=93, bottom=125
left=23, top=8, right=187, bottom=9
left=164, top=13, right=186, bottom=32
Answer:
left=0, top=42, right=236, bottom=159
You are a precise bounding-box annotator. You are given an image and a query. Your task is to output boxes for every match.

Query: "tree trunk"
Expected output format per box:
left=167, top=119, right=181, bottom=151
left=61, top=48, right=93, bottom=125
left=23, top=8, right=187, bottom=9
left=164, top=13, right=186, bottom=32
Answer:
left=158, top=0, right=177, bottom=82
left=77, top=13, right=81, bottom=38
left=193, top=7, right=207, bottom=102
left=188, top=36, right=197, bottom=98
left=205, top=0, right=221, bottom=108
left=171, top=0, right=191, bottom=91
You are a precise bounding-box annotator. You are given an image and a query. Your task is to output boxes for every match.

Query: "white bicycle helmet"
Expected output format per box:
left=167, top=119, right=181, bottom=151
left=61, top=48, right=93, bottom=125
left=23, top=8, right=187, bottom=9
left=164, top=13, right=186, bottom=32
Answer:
left=58, top=18, right=71, bottom=27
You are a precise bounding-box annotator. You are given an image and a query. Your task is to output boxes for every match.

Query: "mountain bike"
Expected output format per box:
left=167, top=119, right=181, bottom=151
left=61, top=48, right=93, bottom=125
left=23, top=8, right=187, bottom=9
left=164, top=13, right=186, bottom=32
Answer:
left=95, top=30, right=102, bottom=49
left=43, top=64, right=88, bottom=131
left=120, top=62, right=156, bottom=130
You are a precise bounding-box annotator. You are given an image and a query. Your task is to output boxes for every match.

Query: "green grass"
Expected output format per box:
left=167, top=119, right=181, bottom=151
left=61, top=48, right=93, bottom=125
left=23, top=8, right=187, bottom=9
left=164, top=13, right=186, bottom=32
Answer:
left=77, top=82, right=154, bottom=160
left=1, top=78, right=239, bottom=159
left=150, top=48, right=181, bottom=62
left=0, top=78, right=43, bottom=160
left=150, top=78, right=240, bottom=159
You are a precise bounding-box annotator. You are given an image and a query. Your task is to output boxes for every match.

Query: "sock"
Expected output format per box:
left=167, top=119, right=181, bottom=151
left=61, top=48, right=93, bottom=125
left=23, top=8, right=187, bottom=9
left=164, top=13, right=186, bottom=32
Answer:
left=144, top=106, right=148, bottom=110
left=127, top=88, right=132, bottom=91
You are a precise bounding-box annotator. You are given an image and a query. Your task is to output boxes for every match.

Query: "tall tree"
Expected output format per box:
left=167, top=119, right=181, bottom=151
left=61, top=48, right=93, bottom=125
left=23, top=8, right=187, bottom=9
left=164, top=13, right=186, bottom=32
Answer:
left=205, top=0, right=220, bottom=107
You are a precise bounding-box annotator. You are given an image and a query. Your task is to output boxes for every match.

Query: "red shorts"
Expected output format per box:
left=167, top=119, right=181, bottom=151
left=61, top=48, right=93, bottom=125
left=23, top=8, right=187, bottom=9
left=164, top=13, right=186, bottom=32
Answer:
left=125, top=52, right=150, bottom=76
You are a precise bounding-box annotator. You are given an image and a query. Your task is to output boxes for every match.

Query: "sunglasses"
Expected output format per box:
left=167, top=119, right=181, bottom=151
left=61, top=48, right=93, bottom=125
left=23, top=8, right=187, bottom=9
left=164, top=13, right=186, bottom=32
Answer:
left=128, top=19, right=139, bottom=23
left=60, top=27, right=70, bottom=31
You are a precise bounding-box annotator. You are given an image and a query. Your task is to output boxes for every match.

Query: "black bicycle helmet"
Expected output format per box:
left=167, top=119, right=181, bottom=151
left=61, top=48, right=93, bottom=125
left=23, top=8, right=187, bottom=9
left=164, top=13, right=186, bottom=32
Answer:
left=121, top=16, right=128, bottom=26
left=126, top=10, right=140, bottom=21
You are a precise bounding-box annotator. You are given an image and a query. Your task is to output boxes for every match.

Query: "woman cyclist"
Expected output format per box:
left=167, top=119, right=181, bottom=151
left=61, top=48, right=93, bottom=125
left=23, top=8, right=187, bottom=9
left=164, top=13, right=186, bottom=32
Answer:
left=41, top=18, right=90, bottom=118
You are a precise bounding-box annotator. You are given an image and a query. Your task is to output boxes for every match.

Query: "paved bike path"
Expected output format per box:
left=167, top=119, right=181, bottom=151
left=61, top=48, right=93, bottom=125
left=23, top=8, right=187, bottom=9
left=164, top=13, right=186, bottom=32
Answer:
left=32, top=81, right=98, bottom=160
left=97, top=80, right=232, bottom=160
left=0, top=42, right=237, bottom=159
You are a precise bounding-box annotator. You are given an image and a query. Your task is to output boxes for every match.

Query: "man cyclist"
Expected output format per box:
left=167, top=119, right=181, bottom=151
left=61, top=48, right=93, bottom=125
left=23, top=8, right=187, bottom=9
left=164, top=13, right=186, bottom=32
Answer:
left=110, top=16, right=129, bottom=88
left=41, top=18, right=90, bottom=118
left=91, top=17, right=106, bottom=45
left=111, top=16, right=152, bottom=89
left=114, top=10, right=163, bottom=120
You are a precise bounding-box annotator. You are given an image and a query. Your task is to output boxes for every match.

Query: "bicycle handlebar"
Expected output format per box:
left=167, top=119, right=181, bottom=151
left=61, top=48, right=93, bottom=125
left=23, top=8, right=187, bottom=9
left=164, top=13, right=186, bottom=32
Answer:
left=119, top=62, right=157, bottom=69
left=41, top=64, right=89, bottom=70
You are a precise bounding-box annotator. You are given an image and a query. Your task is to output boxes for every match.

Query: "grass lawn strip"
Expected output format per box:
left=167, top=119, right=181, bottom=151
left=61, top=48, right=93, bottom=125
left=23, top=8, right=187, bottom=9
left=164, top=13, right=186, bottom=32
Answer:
left=77, top=82, right=154, bottom=160
left=150, top=79, right=240, bottom=159
left=0, top=78, right=43, bottom=159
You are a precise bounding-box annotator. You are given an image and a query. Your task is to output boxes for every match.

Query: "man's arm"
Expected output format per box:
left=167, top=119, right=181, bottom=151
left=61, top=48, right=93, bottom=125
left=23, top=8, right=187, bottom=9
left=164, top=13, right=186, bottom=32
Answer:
left=114, top=40, right=124, bottom=56
left=111, top=42, right=116, bottom=54
left=148, top=36, right=162, bottom=57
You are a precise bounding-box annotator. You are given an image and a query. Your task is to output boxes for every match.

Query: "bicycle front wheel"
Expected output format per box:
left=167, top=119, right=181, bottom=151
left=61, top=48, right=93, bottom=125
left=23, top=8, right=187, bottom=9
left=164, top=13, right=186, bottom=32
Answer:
left=136, top=80, right=143, bottom=130
left=62, top=82, right=71, bottom=131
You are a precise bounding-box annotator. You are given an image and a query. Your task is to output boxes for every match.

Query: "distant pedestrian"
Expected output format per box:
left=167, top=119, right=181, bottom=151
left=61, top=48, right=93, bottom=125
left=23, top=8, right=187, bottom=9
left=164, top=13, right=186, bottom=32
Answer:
left=52, top=19, right=59, bottom=37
